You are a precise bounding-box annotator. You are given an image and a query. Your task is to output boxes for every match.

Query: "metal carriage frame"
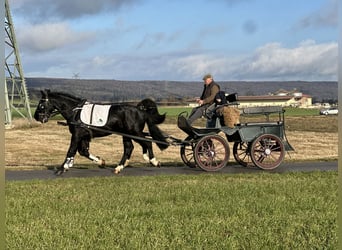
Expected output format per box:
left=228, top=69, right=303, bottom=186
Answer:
left=177, top=104, right=294, bottom=172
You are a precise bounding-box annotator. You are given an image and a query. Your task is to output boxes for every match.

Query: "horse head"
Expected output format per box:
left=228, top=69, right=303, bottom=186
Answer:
left=34, top=90, right=86, bottom=123
left=34, top=89, right=57, bottom=123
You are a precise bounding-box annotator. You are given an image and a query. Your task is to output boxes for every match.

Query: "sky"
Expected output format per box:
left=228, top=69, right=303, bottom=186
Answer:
left=8, top=0, right=338, bottom=81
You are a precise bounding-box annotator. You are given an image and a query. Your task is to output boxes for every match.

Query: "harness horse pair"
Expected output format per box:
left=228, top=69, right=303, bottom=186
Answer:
left=34, top=90, right=168, bottom=175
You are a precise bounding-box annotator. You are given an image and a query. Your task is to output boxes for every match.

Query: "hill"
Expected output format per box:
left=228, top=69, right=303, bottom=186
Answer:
left=26, top=77, right=338, bottom=104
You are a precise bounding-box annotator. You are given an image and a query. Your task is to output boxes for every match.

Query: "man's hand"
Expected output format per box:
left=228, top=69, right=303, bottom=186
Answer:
left=196, top=99, right=204, bottom=105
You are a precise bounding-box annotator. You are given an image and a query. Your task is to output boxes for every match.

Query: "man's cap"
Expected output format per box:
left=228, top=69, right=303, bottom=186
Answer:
left=202, top=73, right=213, bottom=80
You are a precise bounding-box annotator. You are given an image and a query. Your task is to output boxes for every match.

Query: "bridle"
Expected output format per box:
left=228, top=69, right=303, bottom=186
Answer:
left=37, top=98, right=59, bottom=122
left=37, top=95, right=86, bottom=123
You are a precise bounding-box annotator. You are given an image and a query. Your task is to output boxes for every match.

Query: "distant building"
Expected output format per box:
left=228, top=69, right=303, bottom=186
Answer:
left=237, top=90, right=312, bottom=108
left=188, top=103, right=199, bottom=107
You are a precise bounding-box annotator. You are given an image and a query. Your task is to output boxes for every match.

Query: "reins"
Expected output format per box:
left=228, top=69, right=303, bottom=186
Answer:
left=57, top=120, right=183, bottom=147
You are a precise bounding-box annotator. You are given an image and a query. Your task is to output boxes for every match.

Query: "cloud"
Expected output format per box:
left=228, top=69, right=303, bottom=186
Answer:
left=10, top=0, right=141, bottom=21
left=242, top=20, right=257, bottom=35
left=135, top=31, right=183, bottom=50
left=296, top=0, right=338, bottom=29
left=160, top=40, right=338, bottom=81
left=23, top=40, right=338, bottom=81
left=234, top=40, right=338, bottom=80
left=16, top=22, right=95, bottom=52
left=135, top=32, right=167, bottom=50
left=216, top=0, right=252, bottom=6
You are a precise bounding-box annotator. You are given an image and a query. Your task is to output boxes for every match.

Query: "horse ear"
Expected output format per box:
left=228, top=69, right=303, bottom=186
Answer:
left=40, top=89, right=50, bottom=97
left=41, top=89, right=50, bottom=98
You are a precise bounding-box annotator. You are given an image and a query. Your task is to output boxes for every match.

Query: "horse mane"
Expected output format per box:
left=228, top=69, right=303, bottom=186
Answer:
left=49, top=91, right=85, bottom=102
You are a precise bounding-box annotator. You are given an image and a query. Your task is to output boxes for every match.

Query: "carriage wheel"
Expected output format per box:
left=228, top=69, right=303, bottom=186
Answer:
left=250, top=134, right=285, bottom=170
left=232, top=141, right=254, bottom=167
left=180, top=136, right=196, bottom=168
left=193, top=135, right=230, bottom=172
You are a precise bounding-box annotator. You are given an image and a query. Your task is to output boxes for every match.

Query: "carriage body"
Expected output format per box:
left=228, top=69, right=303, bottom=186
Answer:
left=178, top=104, right=294, bottom=172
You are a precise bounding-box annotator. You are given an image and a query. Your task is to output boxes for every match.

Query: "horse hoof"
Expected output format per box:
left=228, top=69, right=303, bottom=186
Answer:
left=96, top=156, right=106, bottom=167
left=98, top=159, right=106, bottom=168
left=55, top=169, right=64, bottom=176
left=149, top=162, right=161, bottom=168
left=113, top=169, right=120, bottom=174
left=150, top=158, right=160, bottom=168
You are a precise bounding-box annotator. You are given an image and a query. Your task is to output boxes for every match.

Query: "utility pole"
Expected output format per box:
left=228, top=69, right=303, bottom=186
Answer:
left=5, top=0, right=32, bottom=128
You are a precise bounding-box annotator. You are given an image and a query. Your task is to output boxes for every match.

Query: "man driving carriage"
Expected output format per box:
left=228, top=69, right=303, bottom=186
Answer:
left=205, top=90, right=228, bottom=127
left=187, top=73, right=220, bottom=126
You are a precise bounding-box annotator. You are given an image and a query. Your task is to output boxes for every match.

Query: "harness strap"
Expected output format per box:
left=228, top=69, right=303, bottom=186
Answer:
left=70, top=122, right=171, bottom=146
left=90, top=104, right=96, bottom=124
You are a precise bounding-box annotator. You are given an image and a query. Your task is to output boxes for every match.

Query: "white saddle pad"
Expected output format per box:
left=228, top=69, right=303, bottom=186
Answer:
left=80, top=103, right=111, bottom=127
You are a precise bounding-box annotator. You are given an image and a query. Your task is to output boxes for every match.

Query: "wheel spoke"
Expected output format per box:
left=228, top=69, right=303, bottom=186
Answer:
left=250, top=134, right=285, bottom=170
left=180, top=136, right=197, bottom=168
left=194, top=135, right=229, bottom=171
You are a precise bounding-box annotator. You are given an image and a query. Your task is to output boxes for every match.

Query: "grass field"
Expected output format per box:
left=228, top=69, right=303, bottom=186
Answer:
left=158, top=106, right=321, bottom=117
left=6, top=106, right=337, bottom=249
left=6, top=172, right=337, bottom=249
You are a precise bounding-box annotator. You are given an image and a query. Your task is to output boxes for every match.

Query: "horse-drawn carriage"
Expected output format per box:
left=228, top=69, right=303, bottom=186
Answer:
left=177, top=102, right=294, bottom=171
left=34, top=90, right=294, bottom=175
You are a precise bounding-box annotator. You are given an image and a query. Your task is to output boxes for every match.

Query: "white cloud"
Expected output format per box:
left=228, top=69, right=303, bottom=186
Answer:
left=296, top=0, right=338, bottom=29
left=16, top=22, right=94, bottom=52
left=11, top=0, right=141, bottom=21
left=22, top=39, right=338, bottom=81
left=237, top=40, right=338, bottom=80
left=163, top=40, right=337, bottom=81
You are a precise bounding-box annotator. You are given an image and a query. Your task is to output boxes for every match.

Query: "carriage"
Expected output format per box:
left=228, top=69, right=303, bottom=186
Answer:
left=34, top=90, right=294, bottom=174
left=175, top=95, right=294, bottom=171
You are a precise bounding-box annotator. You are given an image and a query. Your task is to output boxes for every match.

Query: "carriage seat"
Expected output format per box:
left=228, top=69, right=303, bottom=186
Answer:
left=177, top=114, right=221, bottom=138
left=205, top=92, right=240, bottom=128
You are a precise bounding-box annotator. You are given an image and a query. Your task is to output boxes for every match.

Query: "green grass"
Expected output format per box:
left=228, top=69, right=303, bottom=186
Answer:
left=283, top=107, right=320, bottom=116
left=6, top=171, right=337, bottom=249
left=159, top=106, right=321, bottom=117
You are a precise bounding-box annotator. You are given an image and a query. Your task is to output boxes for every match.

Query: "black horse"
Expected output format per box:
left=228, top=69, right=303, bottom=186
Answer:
left=34, top=90, right=168, bottom=174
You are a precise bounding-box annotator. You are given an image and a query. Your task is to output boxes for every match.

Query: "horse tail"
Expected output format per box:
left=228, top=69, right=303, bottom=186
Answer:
left=145, top=116, right=169, bottom=150
left=137, top=98, right=166, bottom=124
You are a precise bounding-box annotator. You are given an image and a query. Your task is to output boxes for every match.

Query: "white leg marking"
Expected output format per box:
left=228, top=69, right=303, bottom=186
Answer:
left=89, top=154, right=105, bottom=166
left=124, top=159, right=130, bottom=167
left=114, top=165, right=124, bottom=174
left=150, top=158, right=160, bottom=167
left=63, top=157, right=74, bottom=170
left=143, top=153, right=149, bottom=162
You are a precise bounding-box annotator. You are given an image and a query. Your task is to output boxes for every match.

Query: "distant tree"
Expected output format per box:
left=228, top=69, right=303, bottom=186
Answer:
left=244, top=90, right=254, bottom=96
left=322, top=98, right=338, bottom=104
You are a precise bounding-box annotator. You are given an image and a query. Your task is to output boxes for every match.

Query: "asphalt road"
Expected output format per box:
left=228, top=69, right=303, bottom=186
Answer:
left=6, top=161, right=337, bottom=181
